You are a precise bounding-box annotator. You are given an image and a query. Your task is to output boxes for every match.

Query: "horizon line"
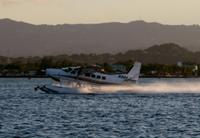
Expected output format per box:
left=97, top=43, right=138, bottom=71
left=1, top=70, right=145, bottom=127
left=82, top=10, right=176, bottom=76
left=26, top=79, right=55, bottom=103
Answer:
left=1, top=18, right=200, bottom=26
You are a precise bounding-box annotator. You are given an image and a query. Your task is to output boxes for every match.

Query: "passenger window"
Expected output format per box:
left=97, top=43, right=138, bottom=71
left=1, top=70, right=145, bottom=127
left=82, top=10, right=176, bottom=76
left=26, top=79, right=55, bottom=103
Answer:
left=102, top=76, right=106, bottom=80
left=91, top=74, right=96, bottom=78
left=97, top=75, right=101, bottom=79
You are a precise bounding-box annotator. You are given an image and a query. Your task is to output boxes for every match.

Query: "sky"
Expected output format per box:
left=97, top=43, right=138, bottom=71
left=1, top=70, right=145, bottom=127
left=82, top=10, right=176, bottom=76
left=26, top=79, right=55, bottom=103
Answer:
left=0, top=0, right=200, bottom=25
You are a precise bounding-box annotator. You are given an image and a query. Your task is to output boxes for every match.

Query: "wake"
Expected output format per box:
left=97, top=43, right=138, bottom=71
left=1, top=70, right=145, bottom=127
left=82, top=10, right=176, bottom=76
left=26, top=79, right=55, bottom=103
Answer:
left=78, top=81, right=200, bottom=94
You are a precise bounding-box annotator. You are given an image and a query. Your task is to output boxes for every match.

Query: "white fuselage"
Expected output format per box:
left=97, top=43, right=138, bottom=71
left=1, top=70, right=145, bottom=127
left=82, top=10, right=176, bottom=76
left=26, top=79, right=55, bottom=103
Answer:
left=47, top=68, right=128, bottom=85
left=46, top=62, right=141, bottom=85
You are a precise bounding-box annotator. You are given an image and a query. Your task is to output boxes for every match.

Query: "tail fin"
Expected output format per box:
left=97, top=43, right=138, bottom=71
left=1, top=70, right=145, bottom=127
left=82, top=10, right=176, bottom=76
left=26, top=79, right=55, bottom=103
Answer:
left=127, top=62, right=142, bottom=81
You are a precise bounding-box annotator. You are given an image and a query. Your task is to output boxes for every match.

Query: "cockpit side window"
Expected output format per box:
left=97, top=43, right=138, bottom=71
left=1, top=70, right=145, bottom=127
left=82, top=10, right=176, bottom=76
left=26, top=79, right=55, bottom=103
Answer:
left=63, top=68, right=72, bottom=72
left=71, top=70, right=76, bottom=74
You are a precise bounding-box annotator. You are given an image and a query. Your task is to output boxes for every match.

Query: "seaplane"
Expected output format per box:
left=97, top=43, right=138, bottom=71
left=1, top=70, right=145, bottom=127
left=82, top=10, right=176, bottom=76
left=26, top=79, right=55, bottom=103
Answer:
left=35, top=62, right=142, bottom=94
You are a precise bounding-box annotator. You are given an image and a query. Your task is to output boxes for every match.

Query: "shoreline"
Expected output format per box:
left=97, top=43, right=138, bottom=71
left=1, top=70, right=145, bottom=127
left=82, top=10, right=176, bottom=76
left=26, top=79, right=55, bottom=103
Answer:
left=0, top=76, right=199, bottom=79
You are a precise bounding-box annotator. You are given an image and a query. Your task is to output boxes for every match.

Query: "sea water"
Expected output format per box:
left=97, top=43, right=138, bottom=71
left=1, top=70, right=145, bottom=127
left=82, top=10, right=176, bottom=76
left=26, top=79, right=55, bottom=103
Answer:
left=0, top=78, right=200, bottom=137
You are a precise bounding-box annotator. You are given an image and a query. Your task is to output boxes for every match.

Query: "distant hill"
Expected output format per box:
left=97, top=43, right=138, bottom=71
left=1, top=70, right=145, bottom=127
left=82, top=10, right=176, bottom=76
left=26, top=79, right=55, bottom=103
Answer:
left=121, top=43, right=196, bottom=64
left=65, top=43, right=198, bottom=64
left=1, top=18, right=200, bottom=57
left=0, top=43, right=200, bottom=64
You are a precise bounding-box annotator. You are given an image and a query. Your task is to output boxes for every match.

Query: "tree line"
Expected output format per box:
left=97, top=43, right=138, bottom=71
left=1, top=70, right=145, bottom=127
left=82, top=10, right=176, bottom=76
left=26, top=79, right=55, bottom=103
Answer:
left=0, top=55, right=198, bottom=77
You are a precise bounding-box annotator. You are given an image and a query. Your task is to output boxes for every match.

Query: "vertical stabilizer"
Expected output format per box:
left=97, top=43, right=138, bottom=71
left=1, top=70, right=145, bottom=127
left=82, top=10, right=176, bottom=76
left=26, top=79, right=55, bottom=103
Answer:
left=127, top=62, right=142, bottom=81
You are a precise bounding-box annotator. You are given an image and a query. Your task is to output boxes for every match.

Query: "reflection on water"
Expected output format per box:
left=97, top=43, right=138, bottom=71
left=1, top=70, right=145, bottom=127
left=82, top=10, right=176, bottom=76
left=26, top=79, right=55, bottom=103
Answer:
left=0, top=78, right=200, bottom=137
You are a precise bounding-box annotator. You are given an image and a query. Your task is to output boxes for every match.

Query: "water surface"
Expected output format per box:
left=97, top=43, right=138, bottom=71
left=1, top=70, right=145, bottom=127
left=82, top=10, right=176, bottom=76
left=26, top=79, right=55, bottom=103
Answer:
left=0, top=78, right=200, bottom=137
